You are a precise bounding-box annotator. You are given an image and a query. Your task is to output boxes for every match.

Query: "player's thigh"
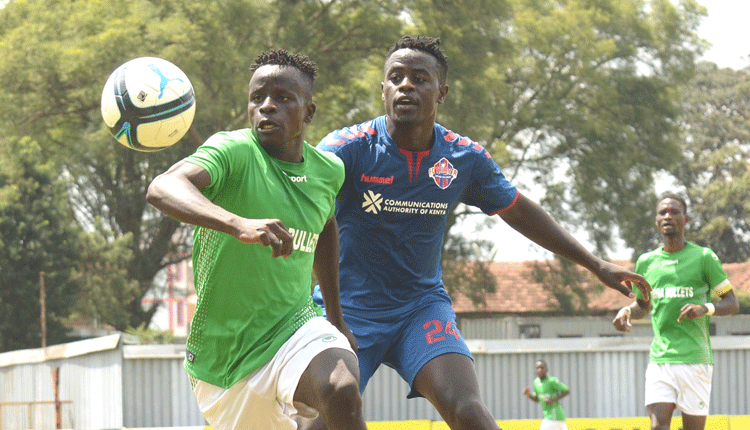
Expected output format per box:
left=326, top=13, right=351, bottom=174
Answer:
left=294, top=346, right=360, bottom=409
left=193, top=375, right=294, bottom=430
left=674, top=364, right=712, bottom=416
left=645, top=362, right=679, bottom=407
left=393, top=299, right=475, bottom=398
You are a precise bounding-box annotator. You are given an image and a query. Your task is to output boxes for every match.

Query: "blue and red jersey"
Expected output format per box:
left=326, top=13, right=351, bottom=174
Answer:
left=317, top=115, right=518, bottom=316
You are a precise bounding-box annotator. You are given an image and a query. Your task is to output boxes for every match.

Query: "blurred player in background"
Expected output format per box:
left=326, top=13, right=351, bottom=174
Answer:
left=147, top=49, right=366, bottom=430
left=523, top=360, right=569, bottom=430
left=613, top=194, right=739, bottom=430
left=301, top=35, right=651, bottom=430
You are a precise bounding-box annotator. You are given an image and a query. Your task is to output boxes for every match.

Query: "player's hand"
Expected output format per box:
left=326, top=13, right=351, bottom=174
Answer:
left=523, top=386, right=531, bottom=397
left=329, top=318, right=358, bottom=353
left=235, top=218, right=293, bottom=258
left=595, top=260, right=652, bottom=300
left=545, top=399, right=556, bottom=406
left=612, top=307, right=632, bottom=333
left=677, top=303, right=708, bottom=322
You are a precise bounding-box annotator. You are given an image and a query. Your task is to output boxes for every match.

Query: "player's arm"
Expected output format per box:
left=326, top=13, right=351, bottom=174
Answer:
left=313, top=216, right=358, bottom=352
left=497, top=192, right=652, bottom=299
left=146, top=160, right=293, bottom=258
left=678, top=288, right=739, bottom=322
left=522, top=386, right=539, bottom=402
left=613, top=298, right=650, bottom=333
left=547, top=389, right=570, bottom=405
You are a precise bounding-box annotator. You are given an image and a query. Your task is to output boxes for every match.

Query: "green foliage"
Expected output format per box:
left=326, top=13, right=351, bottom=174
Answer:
left=669, top=63, right=750, bottom=263
left=0, top=137, right=82, bottom=352
left=529, top=256, right=604, bottom=315
left=737, top=293, right=750, bottom=315
left=0, top=0, right=709, bottom=338
left=126, top=323, right=175, bottom=345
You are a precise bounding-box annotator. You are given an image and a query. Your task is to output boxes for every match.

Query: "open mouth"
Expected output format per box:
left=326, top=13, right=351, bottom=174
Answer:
left=395, top=96, right=417, bottom=107
left=257, top=119, right=278, bottom=132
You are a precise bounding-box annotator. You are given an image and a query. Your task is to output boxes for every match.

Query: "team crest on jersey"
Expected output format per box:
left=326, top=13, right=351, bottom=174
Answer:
left=428, top=157, right=458, bottom=189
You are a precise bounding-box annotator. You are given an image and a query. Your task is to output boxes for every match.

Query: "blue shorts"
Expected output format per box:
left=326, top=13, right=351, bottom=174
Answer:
left=313, top=288, right=472, bottom=398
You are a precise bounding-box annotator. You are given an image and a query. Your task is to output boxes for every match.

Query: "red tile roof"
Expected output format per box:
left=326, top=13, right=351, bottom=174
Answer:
left=451, top=259, right=750, bottom=315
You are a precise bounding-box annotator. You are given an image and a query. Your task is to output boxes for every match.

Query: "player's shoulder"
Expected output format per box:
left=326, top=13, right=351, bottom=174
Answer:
left=308, top=143, right=345, bottom=171
left=435, top=123, right=490, bottom=157
left=687, top=241, right=722, bottom=263
left=317, top=118, right=380, bottom=153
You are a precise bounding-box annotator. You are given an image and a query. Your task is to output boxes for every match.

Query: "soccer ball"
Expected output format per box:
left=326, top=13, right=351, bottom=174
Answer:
left=101, top=57, right=196, bottom=152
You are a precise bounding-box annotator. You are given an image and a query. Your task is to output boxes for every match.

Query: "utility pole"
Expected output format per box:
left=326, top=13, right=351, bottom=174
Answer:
left=40, top=271, right=46, bottom=349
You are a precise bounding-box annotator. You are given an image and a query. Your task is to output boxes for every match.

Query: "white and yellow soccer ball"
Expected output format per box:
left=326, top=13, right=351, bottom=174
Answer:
left=101, top=57, right=196, bottom=152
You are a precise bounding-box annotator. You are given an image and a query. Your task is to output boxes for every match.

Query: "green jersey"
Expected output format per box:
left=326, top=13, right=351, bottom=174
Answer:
left=532, top=375, right=568, bottom=421
left=183, top=129, right=345, bottom=388
left=635, top=242, right=730, bottom=365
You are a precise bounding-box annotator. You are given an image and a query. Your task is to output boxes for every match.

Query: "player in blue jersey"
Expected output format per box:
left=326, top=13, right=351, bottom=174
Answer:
left=303, top=36, right=652, bottom=430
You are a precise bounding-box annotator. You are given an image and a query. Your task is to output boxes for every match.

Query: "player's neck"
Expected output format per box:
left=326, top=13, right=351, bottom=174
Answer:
left=662, top=236, right=686, bottom=253
left=260, top=139, right=305, bottom=163
left=386, top=117, right=435, bottom=152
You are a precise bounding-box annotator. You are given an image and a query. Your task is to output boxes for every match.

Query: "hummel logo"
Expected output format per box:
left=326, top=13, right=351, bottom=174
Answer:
left=362, top=190, right=383, bottom=214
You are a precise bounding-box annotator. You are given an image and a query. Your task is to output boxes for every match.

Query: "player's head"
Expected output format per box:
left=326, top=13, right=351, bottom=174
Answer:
left=250, top=49, right=318, bottom=96
left=535, top=360, right=548, bottom=378
left=382, top=36, right=450, bottom=126
left=655, top=193, right=689, bottom=239
left=247, top=50, right=318, bottom=151
left=386, top=36, right=449, bottom=86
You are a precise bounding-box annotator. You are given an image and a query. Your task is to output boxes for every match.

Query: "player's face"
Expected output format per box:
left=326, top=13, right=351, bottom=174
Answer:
left=655, top=198, right=688, bottom=238
left=381, top=49, right=448, bottom=126
left=248, top=65, right=315, bottom=154
left=535, top=361, right=547, bottom=378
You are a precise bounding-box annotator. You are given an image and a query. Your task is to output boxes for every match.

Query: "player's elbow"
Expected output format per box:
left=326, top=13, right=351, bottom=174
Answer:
left=727, top=296, right=740, bottom=316
left=146, top=175, right=169, bottom=209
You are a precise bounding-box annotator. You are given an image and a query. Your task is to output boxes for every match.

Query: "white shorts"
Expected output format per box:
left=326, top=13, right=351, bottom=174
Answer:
left=192, top=317, right=355, bottom=430
left=539, top=419, right=568, bottom=430
left=644, top=362, right=713, bottom=416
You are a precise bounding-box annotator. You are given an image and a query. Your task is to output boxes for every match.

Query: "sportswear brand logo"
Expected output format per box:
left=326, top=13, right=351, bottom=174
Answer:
left=428, top=157, right=458, bottom=189
left=322, top=336, right=337, bottom=343
left=186, top=350, right=195, bottom=363
left=287, top=174, right=308, bottom=183
left=363, top=190, right=383, bottom=214
left=361, top=174, right=394, bottom=184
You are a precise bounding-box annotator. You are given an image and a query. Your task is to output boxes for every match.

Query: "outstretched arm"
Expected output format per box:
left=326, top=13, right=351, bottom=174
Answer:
left=497, top=192, right=651, bottom=299
left=314, top=216, right=357, bottom=352
left=146, top=160, right=293, bottom=258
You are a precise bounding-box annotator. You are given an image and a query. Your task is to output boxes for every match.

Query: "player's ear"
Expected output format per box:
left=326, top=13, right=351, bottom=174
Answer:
left=305, top=102, right=316, bottom=123
left=437, top=85, right=449, bottom=104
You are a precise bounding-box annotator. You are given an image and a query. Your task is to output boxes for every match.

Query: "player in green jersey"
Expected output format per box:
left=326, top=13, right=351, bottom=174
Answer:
left=523, top=360, right=569, bottom=430
left=147, top=50, right=366, bottom=430
left=612, top=194, right=739, bottom=430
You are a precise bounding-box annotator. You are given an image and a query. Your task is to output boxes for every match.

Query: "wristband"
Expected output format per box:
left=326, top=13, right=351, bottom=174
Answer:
left=621, top=306, right=632, bottom=316
left=704, top=303, right=715, bottom=316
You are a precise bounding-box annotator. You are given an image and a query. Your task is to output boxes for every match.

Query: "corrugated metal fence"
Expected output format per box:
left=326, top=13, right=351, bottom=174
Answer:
left=1, top=334, right=748, bottom=428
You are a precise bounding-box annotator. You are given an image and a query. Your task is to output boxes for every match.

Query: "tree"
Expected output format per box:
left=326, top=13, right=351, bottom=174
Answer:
left=0, top=0, right=405, bottom=331
left=0, top=137, right=81, bottom=352
left=668, top=63, right=750, bottom=263
left=0, top=0, right=710, bottom=330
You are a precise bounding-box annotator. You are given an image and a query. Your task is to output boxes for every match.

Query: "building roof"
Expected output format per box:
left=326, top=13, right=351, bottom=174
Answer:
left=451, top=259, right=750, bottom=315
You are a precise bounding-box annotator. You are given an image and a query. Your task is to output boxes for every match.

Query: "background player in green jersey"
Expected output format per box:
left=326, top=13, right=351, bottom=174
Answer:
left=613, top=194, right=739, bottom=430
left=523, top=360, right=570, bottom=430
left=147, top=50, right=366, bottom=430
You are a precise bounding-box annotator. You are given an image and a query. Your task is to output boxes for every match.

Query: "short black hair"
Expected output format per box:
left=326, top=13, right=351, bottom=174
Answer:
left=249, top=49, right=318, bottom=88
left=658, top=193, right=688, bottom=214
left=386, top=36, right=449, bottom=85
